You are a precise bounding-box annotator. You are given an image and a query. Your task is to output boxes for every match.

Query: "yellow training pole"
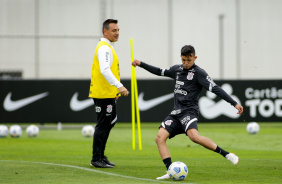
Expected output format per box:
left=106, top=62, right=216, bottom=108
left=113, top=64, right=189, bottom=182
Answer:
left=130, top=38, right=136, bottom=150
left=130, top=38, right=142, bottom=150
left=133, top=70, right=142, bottom=150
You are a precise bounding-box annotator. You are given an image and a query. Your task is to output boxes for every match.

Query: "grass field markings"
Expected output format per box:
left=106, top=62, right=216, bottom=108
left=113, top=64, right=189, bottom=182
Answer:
left=240, top=158, right=282, bottom=162
left=186, top=158, right=282, bottom=161
left=0, top=160, right=195, bottom=184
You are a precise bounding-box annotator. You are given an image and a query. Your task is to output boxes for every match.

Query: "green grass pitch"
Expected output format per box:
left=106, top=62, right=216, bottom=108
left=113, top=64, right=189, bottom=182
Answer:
left=0, top=122, right=281, bottom=184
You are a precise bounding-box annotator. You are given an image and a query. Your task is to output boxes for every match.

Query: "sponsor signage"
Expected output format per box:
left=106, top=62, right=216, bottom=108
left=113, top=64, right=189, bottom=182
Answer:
left=0, top=80, right=281, bottom=123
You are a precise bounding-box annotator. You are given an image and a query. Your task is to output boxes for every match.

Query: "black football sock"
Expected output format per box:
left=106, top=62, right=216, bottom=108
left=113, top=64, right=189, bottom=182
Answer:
left=163, top=157, right=172, bottom=170
left=214, top=146, right=229, bottom=157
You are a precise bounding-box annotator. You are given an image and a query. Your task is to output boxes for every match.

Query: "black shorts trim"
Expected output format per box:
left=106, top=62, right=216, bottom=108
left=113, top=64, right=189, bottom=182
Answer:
left=185, top=118, right=198, bottom=132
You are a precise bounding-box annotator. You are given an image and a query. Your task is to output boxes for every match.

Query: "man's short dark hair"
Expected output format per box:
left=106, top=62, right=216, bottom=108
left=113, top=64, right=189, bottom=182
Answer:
left=181, top=45, right=195, bottom=57
left=102, top=19, right=118, bottom=34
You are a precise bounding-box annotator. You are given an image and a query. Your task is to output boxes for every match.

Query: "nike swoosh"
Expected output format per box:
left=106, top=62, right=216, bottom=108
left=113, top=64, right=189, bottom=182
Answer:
left=70, top=92, right=93, bottom=111
left=138, top=92, right=174, bottom=111
left=4, top=92, right=49, bottom=111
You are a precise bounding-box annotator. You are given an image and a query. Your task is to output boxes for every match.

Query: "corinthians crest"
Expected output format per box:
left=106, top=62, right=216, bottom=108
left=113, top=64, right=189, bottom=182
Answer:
left=187, top=72, right=194, bottom=80
left=106, top=105, right=113, bottom=113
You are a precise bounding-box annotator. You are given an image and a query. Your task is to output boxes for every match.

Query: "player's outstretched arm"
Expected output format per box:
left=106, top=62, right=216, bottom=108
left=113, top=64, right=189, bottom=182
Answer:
left=235, top=104, right=243, bottom=115
left=132, top=59, right=167, bottom=77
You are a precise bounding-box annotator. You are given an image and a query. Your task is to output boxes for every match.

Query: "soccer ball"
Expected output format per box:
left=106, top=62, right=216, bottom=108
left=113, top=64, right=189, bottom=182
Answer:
left=246, top=122, right=260, bottom=134
left=26, top=125, right=40, bottom=137
left=82, top=125, right=95, bottom=137
left=0, top=125, right=9, bottom=138
left=9, top=125, right=22, bottom=138
left=168, top=161, right=188, bottom=181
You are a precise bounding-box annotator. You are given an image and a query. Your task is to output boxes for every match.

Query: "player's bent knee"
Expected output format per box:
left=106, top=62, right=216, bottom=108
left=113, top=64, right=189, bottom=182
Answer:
left=155, top=129, right=169, bottom=144
left=189, top=136, right=200, bottom=144
left=155, top=134, right=165, bottom=144
left=187, top=131, right=200, bottom=143
left=155, top=136, right=160, bottom=144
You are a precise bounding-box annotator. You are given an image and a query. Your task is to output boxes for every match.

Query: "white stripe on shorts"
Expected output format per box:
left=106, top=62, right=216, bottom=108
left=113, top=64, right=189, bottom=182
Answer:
left=161, top=122, right=165, bottom=128
left=161, top=69, right=165, bottom=76
left=111, top=115, right=117, bottom=124
left=185, top=118, right=197, bottom=132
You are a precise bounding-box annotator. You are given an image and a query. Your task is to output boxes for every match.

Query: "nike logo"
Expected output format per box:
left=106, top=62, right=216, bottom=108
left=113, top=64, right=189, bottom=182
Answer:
left=199, top=83, right=241, bottom=119
left=70, top=92, right=93, bottom=111
left=138, top=92, right=174, bottom=111
left=4, top=92, right=49, bottom=111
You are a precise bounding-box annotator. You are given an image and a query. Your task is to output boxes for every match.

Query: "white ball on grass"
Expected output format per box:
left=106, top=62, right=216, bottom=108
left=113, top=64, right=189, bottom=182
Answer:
left=167, top=161, right=188, bottom=181
left=26, top=124, right=40, bottom=137
left=9, top=125, right=22, bottom=138
left=0, top=125, right=9, bottom=138
left=82, top=125, right=95, bottom=137
left=247, top=122, right=260, bottom=134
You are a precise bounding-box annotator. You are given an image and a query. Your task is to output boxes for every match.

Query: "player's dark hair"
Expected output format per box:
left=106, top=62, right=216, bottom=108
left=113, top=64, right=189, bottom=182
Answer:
left=181, top=45, right=195, bottom=57
left=102, top=19, right=118, bottom=34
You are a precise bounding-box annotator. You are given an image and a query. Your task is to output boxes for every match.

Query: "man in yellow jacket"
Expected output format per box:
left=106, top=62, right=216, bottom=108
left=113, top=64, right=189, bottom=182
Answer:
left=89, top=19, right=129, bottom=168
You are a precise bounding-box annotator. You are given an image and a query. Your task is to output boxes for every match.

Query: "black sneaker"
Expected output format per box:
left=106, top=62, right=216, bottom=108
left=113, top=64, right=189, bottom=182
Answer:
left=90, top=160, right=113, bottom=168
left=103, top=156, right=116, bottom=166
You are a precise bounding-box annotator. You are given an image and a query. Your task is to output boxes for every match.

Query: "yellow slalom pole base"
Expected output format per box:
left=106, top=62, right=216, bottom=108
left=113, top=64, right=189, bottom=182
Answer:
left=134, top=73, right=142, bottom=150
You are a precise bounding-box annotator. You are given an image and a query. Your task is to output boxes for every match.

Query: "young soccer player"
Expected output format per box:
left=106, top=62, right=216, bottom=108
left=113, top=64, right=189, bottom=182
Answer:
left=132, top=45, right=243, bottom=179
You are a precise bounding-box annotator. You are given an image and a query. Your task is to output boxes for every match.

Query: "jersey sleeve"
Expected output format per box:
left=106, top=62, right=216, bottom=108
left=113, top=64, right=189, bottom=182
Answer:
left=97, top=45, right=123, bottom=88
left=139, top=61, right=175, bottom=79
left=198, top=69, right=237, bottom=107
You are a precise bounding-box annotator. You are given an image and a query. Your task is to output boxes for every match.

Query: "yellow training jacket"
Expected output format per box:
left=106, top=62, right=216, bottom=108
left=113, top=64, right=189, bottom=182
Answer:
left=89, top=41, right=120, bottom=98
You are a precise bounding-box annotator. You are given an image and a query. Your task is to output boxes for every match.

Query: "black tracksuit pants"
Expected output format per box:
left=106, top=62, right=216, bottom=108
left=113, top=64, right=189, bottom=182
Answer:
left=92, top=98, right=117, bottom=162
